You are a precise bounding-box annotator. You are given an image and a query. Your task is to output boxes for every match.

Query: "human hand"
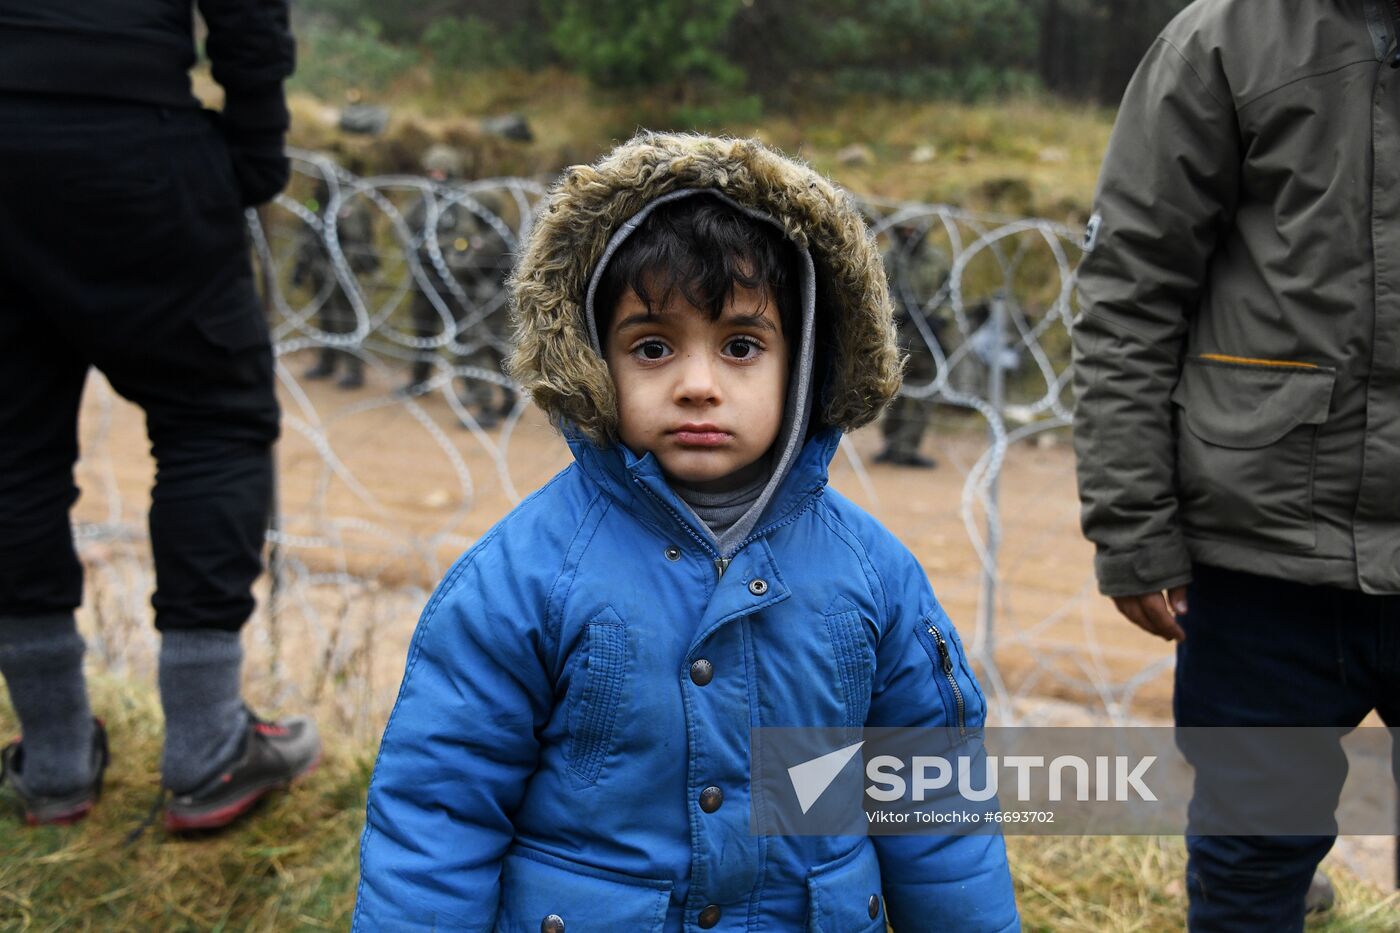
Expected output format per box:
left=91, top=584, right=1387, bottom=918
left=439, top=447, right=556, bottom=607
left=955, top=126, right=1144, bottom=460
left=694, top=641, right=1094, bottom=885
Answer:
left=1111, top=585, right=1188, bottom=642
left=226, top=140, right=290, bottom=208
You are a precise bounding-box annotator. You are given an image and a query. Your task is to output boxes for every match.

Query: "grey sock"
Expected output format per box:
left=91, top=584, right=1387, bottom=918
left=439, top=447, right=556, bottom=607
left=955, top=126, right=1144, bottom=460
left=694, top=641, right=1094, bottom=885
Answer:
left=158, top=629, right=249, bottom=793
left=0, top=613, right=96, bottom=796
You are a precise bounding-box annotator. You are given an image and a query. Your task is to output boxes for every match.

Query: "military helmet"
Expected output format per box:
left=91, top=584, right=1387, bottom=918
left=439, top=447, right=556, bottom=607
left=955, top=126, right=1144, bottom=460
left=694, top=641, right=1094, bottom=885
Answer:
left=421, top=144, right=465, bottom=179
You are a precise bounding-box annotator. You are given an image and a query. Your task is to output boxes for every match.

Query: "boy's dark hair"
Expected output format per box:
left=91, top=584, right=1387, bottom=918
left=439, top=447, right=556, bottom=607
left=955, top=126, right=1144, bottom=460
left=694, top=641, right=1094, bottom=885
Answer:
left=595, top=194, right=803, bottom=348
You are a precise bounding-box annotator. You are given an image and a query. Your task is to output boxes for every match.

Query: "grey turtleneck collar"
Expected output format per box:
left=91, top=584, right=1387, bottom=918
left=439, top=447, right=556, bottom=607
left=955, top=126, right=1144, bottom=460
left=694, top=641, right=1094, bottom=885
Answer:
left=583, top=188, right=818, bottom=557
left=669, top=453, right=772, bottom=542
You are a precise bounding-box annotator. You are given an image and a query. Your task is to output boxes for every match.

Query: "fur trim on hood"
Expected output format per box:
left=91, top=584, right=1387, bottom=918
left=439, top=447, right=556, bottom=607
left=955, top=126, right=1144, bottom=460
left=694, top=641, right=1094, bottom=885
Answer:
left=507, top=132, right=901, bottom=446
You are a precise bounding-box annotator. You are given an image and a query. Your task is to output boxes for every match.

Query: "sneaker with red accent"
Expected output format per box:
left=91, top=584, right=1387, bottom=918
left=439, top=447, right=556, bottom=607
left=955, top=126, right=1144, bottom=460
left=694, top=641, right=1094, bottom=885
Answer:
left=164, top=709, right=320, bottom=832
left=0, top=719, right=109, bottom=825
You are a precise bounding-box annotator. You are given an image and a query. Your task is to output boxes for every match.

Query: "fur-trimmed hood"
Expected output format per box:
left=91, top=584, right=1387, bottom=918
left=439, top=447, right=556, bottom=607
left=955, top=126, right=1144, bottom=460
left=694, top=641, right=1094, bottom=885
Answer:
left=507, top=132, right=900, bottom=446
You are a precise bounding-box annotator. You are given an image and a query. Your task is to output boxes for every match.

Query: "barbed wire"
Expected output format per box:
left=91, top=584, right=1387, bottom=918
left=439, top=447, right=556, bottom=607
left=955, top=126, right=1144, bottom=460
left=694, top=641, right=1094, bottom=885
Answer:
left=70, top=154, right=1173, bottom=738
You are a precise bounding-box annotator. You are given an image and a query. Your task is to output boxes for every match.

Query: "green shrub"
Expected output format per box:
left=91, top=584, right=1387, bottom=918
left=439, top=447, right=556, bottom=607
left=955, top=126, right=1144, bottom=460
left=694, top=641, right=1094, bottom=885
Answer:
left=424, top=16, right=503, bottom=72
left=668, top=94, right=764, bottom=133
left=424, top=16, right=553, bottom=74
left=290, top=19, right=420, bottom=97
left=544, top=0, right=744, bottom=91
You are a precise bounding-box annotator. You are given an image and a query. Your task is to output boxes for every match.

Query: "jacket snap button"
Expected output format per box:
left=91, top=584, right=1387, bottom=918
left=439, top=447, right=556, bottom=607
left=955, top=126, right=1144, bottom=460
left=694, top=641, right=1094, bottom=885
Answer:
left=690, top=658, right=714, bottom=686
left=868, top=894, right=880, bottom=919
left=699, top=785, right=724, bottom=813
left=664, top=546, right=681, bottom=561
left=748, top=578, right=768, bottom=596
left=541, top=914, right=565, bottom=933
left=698, top=905, right=722, bottom=928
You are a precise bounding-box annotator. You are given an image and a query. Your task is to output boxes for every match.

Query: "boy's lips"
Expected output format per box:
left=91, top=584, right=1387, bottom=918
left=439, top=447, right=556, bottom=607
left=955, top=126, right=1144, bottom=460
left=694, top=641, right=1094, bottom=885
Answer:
left=670, top=424, right=732, bottom=447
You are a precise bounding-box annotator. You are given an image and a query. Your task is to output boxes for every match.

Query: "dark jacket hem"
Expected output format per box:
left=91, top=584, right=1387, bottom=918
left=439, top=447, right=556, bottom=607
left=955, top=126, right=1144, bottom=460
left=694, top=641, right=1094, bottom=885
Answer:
left=1185, top=537, right=1366, bottom=593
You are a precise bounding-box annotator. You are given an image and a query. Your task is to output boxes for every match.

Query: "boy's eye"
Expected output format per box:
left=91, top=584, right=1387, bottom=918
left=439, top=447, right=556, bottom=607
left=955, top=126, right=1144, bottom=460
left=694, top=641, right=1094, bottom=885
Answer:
left=725, top=337, right=762, bottom=359
left=633, top=340, right=671, bottom=361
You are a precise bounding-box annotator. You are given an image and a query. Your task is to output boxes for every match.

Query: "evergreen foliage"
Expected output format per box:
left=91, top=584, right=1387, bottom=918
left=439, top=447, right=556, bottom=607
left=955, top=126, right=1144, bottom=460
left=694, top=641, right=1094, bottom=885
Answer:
left=290, top=0, right=1193, bottom=105
left=545, top=0, right=745, bottom=91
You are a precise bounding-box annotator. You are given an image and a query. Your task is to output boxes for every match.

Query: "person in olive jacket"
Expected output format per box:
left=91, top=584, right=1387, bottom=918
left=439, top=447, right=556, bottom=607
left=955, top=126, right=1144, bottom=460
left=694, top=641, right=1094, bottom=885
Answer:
left=1073, top=0, right=1400, bottom=929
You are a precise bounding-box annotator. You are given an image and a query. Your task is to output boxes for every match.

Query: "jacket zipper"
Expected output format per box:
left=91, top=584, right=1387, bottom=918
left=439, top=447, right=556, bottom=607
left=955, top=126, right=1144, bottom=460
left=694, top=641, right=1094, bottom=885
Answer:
left=926, top=620, right=967, bottom=737
left=632, top=473, right=821, bottom=582
left=632, top=478, right=735, bottom=584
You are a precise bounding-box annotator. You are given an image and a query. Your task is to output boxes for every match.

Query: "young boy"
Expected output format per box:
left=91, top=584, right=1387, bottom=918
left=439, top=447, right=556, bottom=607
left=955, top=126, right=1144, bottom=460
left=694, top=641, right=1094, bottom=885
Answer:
left=354, top=134, right=1018, bottom=932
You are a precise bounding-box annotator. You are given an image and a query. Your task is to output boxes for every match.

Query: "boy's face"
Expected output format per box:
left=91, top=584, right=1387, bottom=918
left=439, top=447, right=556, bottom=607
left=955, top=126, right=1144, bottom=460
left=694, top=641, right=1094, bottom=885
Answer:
left=605, top=282, right=789, bottom=486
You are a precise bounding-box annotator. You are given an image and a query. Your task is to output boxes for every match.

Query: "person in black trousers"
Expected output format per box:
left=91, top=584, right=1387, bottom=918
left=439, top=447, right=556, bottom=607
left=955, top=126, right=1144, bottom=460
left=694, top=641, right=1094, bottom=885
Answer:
left=0, top=0, right=319, bottom=829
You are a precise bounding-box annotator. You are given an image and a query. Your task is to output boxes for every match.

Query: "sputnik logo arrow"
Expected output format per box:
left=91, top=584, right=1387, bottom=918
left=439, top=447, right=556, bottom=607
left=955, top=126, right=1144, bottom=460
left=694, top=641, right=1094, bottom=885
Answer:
left=787, top=741, right=864, bottom=814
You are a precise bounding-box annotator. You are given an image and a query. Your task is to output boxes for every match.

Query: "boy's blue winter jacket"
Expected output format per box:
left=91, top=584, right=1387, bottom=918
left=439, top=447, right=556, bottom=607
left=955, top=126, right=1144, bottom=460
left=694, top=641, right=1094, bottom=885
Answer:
left=354, top=134, right=1018, bottom=932
left=354, top=430, right=1018, bottom=932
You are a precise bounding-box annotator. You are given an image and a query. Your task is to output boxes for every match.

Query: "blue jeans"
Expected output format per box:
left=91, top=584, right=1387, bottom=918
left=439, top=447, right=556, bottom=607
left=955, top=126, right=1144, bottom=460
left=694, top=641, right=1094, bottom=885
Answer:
left=1174, top=562, right=1400, bottom=932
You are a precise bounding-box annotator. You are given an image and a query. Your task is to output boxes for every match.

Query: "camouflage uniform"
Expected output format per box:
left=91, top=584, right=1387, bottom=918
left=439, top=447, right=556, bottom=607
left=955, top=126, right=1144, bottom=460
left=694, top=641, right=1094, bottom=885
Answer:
left=292, top=179, right=378, bottom=389
left=406, top=147, right=516, bottom=427
left=876, top=226, right=951, bottom=468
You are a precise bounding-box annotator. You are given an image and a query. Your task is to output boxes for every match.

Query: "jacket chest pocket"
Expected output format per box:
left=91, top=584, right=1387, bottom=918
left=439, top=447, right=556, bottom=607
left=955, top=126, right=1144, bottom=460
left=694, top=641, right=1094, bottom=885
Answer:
left=825, top=608, right=875, bottom=728
left=1171, top=356, right=1335, bottom=551
left=565, top=609, right=629, bottom=787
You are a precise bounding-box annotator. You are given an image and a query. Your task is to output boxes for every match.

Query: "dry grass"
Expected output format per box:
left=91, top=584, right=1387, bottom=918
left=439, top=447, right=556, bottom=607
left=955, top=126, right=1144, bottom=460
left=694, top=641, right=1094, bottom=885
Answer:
left=249, top=63, right=1113, bottom=220
left=759, top=96, right=1111, bottom=222
left=3, top=677, right=1397, bottom=931
left=1007, top=836, right=1400, bottom=932
left=0, top=676, right=367, bottom=932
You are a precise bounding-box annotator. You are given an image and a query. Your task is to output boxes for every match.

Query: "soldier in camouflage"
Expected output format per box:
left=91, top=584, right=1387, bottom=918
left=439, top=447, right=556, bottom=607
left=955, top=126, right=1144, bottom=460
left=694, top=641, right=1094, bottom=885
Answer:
left=404, top=145, right=517, bottom=428
left=875, top=222, right=950, bottom=468
left=291, top=174, right=378, bottom=390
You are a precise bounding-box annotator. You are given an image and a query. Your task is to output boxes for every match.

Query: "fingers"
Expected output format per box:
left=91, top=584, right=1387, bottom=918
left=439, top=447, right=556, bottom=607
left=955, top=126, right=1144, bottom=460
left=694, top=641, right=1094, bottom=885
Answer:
left=1142, top=591, right=1186, bottom=641
left=1112, top=592, right=1186, bottom=642
left=1112, top=595, right=1149, bottom=631
left=1166, top=585, right=1189, bottom=616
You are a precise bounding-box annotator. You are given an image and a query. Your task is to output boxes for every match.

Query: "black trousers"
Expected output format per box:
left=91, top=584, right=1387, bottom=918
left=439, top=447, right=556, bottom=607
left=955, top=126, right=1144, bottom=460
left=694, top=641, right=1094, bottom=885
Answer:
left=1175, top=562, right=1400, bottom=932
left=0, top=95, right=279, bottom=632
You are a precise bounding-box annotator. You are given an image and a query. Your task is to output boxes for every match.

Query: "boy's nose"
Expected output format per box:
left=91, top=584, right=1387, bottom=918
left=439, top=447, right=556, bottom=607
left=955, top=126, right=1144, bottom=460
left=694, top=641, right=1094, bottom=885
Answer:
left=673, top=351, right=721, bottom=405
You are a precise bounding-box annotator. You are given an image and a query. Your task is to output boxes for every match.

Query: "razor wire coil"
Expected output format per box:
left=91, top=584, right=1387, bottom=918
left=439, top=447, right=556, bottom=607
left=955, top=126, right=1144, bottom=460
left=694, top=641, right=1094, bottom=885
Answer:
left=70, top=153, right=1172, bottom=737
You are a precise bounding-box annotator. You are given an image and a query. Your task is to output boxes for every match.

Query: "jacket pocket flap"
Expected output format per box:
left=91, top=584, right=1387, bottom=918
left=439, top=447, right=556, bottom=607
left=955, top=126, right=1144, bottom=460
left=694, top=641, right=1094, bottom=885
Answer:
left=1170, top=357, right=1335, bottom=449
left=807, top=843, right=885, bottom=933
left=566, top=610, right=628, bottom=786
left=497, top=846, right=671, bottom=933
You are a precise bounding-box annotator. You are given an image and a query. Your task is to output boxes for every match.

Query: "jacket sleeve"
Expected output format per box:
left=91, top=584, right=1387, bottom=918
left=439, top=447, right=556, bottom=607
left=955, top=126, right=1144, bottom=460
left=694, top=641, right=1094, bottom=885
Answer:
left=197, top=0, right=297, bottom=205
left=197, top=0, right=295, bottom=135
left=353, top=542, right=555, bottom=932
left=866, top=548, right=1019, bottom=933
left=1072, top=36, right=1241, bottom=597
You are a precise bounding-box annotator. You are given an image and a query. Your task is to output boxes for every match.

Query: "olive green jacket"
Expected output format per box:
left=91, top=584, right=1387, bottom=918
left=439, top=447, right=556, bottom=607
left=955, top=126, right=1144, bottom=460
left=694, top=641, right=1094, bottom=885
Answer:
left=1073, top=0, right=1400, bottom=596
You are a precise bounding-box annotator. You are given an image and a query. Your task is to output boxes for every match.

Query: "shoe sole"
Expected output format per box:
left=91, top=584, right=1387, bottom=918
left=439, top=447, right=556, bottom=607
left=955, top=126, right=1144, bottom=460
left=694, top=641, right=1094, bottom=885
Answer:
left=25, top=799, right=95, bottom=827
left=164, top=753, right=321, bottom=833
left=11, top=719, right=109, bottom=827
